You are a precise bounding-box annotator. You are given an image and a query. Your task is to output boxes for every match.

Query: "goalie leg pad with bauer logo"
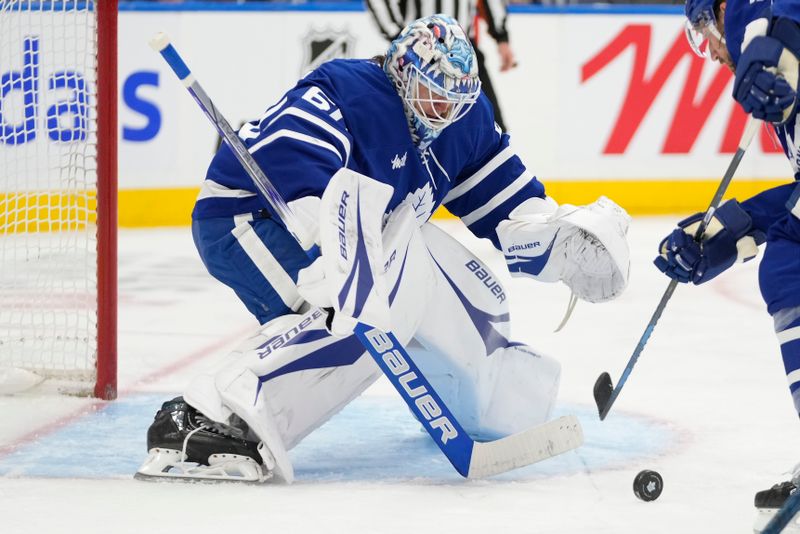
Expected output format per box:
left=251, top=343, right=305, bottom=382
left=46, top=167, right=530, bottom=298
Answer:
left=410, top=223, right=561, bottom=439
left=180, top=211, right=437, bottom=481
left=178, top=221, right=564, bottom=477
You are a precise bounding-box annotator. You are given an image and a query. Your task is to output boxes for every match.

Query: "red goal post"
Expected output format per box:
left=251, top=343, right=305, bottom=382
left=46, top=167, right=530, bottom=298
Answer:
left=0, top=0, right=118, bottom=399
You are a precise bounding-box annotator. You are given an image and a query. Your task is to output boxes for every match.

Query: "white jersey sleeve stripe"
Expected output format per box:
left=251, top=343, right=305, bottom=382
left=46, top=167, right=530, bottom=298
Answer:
left=258, top=96, right=289, bottom=127
left=231, top=221, right=304, bottom=312
left=198, top=179, right=259, bottom=201
left=779, top=326, right=800, bottom=344
left=249, top=129, right=344, bottom=161
left=788, top=369, right=800, bottom=387
left=442, top=145, right=514, bottom=204
left=266, top=106, right=351, bottom=164
left=460, top=170, right=534, bottom=226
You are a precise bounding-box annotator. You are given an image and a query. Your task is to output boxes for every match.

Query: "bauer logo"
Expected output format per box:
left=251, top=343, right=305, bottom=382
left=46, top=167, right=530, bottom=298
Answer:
left=337, top=191, right=350, bottom=260
left=465, top=260, right=506, bottom=303
left=300, top=28, right=355, bottom=76
left=363, top=328, right=459, bottom=445
left=256, top=309, right=324, bottom=359
left=506, top=242, right=540, bottom=253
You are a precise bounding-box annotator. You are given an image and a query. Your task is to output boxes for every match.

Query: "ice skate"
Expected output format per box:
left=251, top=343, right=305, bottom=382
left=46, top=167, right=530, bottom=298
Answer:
left=134, top=397, right=274, bottom=483
left=754, top=471, right=800, bottom=533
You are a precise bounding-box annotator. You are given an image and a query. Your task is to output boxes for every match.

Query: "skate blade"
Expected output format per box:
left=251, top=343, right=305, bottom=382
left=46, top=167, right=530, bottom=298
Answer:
left=133, top=471, right=269, bottom=485
left=754, top=508, right=800, bottom=534
left=134, top=448, right=272, bottom=484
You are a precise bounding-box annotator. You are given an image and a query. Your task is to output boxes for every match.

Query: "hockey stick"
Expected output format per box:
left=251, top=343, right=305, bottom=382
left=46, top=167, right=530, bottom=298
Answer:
left=150, top=33, right=583, bottom=478
left=593, top=116, right=760, bottom=420
left=762, top=489, right=800, bottom=534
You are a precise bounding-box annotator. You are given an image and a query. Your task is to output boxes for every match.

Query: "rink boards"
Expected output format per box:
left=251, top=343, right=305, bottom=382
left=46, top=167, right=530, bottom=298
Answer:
left=2, top=3, right=792, bottom=225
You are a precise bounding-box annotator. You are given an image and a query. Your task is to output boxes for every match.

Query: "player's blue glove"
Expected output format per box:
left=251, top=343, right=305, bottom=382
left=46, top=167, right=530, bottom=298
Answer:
left=733, top=21, right=800, bottom=124
left=654, top=200, right=763, bottom=284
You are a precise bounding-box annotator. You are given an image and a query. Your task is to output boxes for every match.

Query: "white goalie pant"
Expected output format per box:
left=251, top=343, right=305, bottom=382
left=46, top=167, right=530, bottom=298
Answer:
left=184, top=223, right=561, bottom=481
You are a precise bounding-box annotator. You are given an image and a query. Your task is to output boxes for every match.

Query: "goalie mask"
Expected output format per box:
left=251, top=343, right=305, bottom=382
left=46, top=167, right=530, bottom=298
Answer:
left=384, top=15, right=481, bottom=150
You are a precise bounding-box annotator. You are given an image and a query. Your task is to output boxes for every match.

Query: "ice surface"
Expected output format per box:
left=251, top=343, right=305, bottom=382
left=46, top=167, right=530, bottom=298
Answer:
left=1, top=218, right=797, bottom=534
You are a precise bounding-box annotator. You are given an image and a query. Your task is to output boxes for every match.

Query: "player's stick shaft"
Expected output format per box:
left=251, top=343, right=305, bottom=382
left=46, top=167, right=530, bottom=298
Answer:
left=762, top=488, right=800, bottom=534
left=594, top=116, right=760, bottom=420
left=151, top=33, right=583, bottom=477
left=148, top=34, right=312, bottom=250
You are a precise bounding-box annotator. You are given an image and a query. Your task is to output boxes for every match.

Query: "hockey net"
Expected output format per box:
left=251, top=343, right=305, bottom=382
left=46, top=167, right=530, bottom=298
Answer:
left=0, top=0, right=117, bottom=399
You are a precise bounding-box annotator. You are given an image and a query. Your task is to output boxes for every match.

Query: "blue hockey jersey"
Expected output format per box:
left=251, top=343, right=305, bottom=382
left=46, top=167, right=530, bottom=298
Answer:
left=724, top=0, right=800, bottom=313
left=193, top=59, right=545, bottom=247
left=725, top=0, right=800, bottom=183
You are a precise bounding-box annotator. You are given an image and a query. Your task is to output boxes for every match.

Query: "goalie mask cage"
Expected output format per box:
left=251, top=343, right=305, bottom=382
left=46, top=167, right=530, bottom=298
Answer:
left=0, top=0, right=117, bottom=399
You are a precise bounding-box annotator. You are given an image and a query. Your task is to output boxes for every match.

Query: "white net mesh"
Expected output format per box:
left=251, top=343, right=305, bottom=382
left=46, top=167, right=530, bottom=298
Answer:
left=0, top=0, right=99, bottom=388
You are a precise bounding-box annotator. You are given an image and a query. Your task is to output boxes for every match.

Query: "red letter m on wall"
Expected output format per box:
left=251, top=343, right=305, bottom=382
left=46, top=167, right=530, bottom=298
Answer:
left=582, top=24, right=779, bottom=154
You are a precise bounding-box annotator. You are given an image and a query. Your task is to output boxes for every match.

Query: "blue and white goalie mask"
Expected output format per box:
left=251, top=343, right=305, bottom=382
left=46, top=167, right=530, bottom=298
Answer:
left=384, top=15, right=481, bottom=146
left=684, top=0, right=725, bottom=58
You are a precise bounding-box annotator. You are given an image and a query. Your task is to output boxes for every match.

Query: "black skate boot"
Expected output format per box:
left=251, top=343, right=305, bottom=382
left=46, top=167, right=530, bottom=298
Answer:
left=134, top=397, right=272, bottom=483
left=756, top=481, right=797, bottom=509
left=754, top=480, right=800, bottom=533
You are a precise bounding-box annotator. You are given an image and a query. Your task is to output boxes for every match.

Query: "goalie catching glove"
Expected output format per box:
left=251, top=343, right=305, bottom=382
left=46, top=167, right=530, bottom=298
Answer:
left=497, top=196, right=631, bottom=303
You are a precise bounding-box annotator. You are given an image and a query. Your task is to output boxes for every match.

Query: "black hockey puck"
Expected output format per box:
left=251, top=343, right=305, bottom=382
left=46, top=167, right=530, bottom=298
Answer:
left=633, top=470, right=663, bottom=501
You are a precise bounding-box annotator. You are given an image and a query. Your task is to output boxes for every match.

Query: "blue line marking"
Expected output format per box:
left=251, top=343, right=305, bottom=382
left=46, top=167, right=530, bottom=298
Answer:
left=0, top=393, right=675, bottom=481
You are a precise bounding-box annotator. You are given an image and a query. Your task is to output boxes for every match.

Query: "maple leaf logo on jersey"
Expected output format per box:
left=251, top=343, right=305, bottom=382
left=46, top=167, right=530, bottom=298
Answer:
left=391, top=152, right=407, bottom=170
left=402, top=183, right=435, bottom=223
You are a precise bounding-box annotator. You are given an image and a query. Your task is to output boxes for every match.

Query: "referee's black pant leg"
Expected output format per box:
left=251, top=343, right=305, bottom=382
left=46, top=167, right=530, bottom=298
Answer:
left=472, top=40, right=507, bottom=132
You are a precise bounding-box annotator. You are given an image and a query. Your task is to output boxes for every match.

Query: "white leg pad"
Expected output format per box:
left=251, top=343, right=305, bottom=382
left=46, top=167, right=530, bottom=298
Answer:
left=184, top=366, right=294, bottom=483
left=185, top=308, right=383, bottom=481
left=408, top=342, right=560, bottom=439
left=410, top=223, right=562, bottom=439
left=221, top=366, right=293, bottom=483
left=183, top=373, right=233, bottom=424
left=480, top=344, right=561, bottom=437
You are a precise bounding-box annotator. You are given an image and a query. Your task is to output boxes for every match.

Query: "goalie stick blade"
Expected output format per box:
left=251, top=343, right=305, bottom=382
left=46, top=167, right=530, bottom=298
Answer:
left=593, top=372, right=613, bottom=420
left=466, top=415, right=584, bottom=479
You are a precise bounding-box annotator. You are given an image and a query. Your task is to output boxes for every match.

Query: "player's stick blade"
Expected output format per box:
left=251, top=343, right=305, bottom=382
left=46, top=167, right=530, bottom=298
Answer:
left=593, top=372, right=613, bottom=420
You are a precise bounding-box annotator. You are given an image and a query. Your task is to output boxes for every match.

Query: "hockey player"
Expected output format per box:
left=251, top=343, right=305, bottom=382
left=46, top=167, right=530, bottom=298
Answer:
left=661, top=0, right=800, bottom=530
left=136, top=15, right=630, bottom=483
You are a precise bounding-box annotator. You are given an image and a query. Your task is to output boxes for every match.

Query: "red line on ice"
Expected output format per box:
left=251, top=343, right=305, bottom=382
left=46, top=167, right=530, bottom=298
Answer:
left=0, top=324, right=256, bottom=460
